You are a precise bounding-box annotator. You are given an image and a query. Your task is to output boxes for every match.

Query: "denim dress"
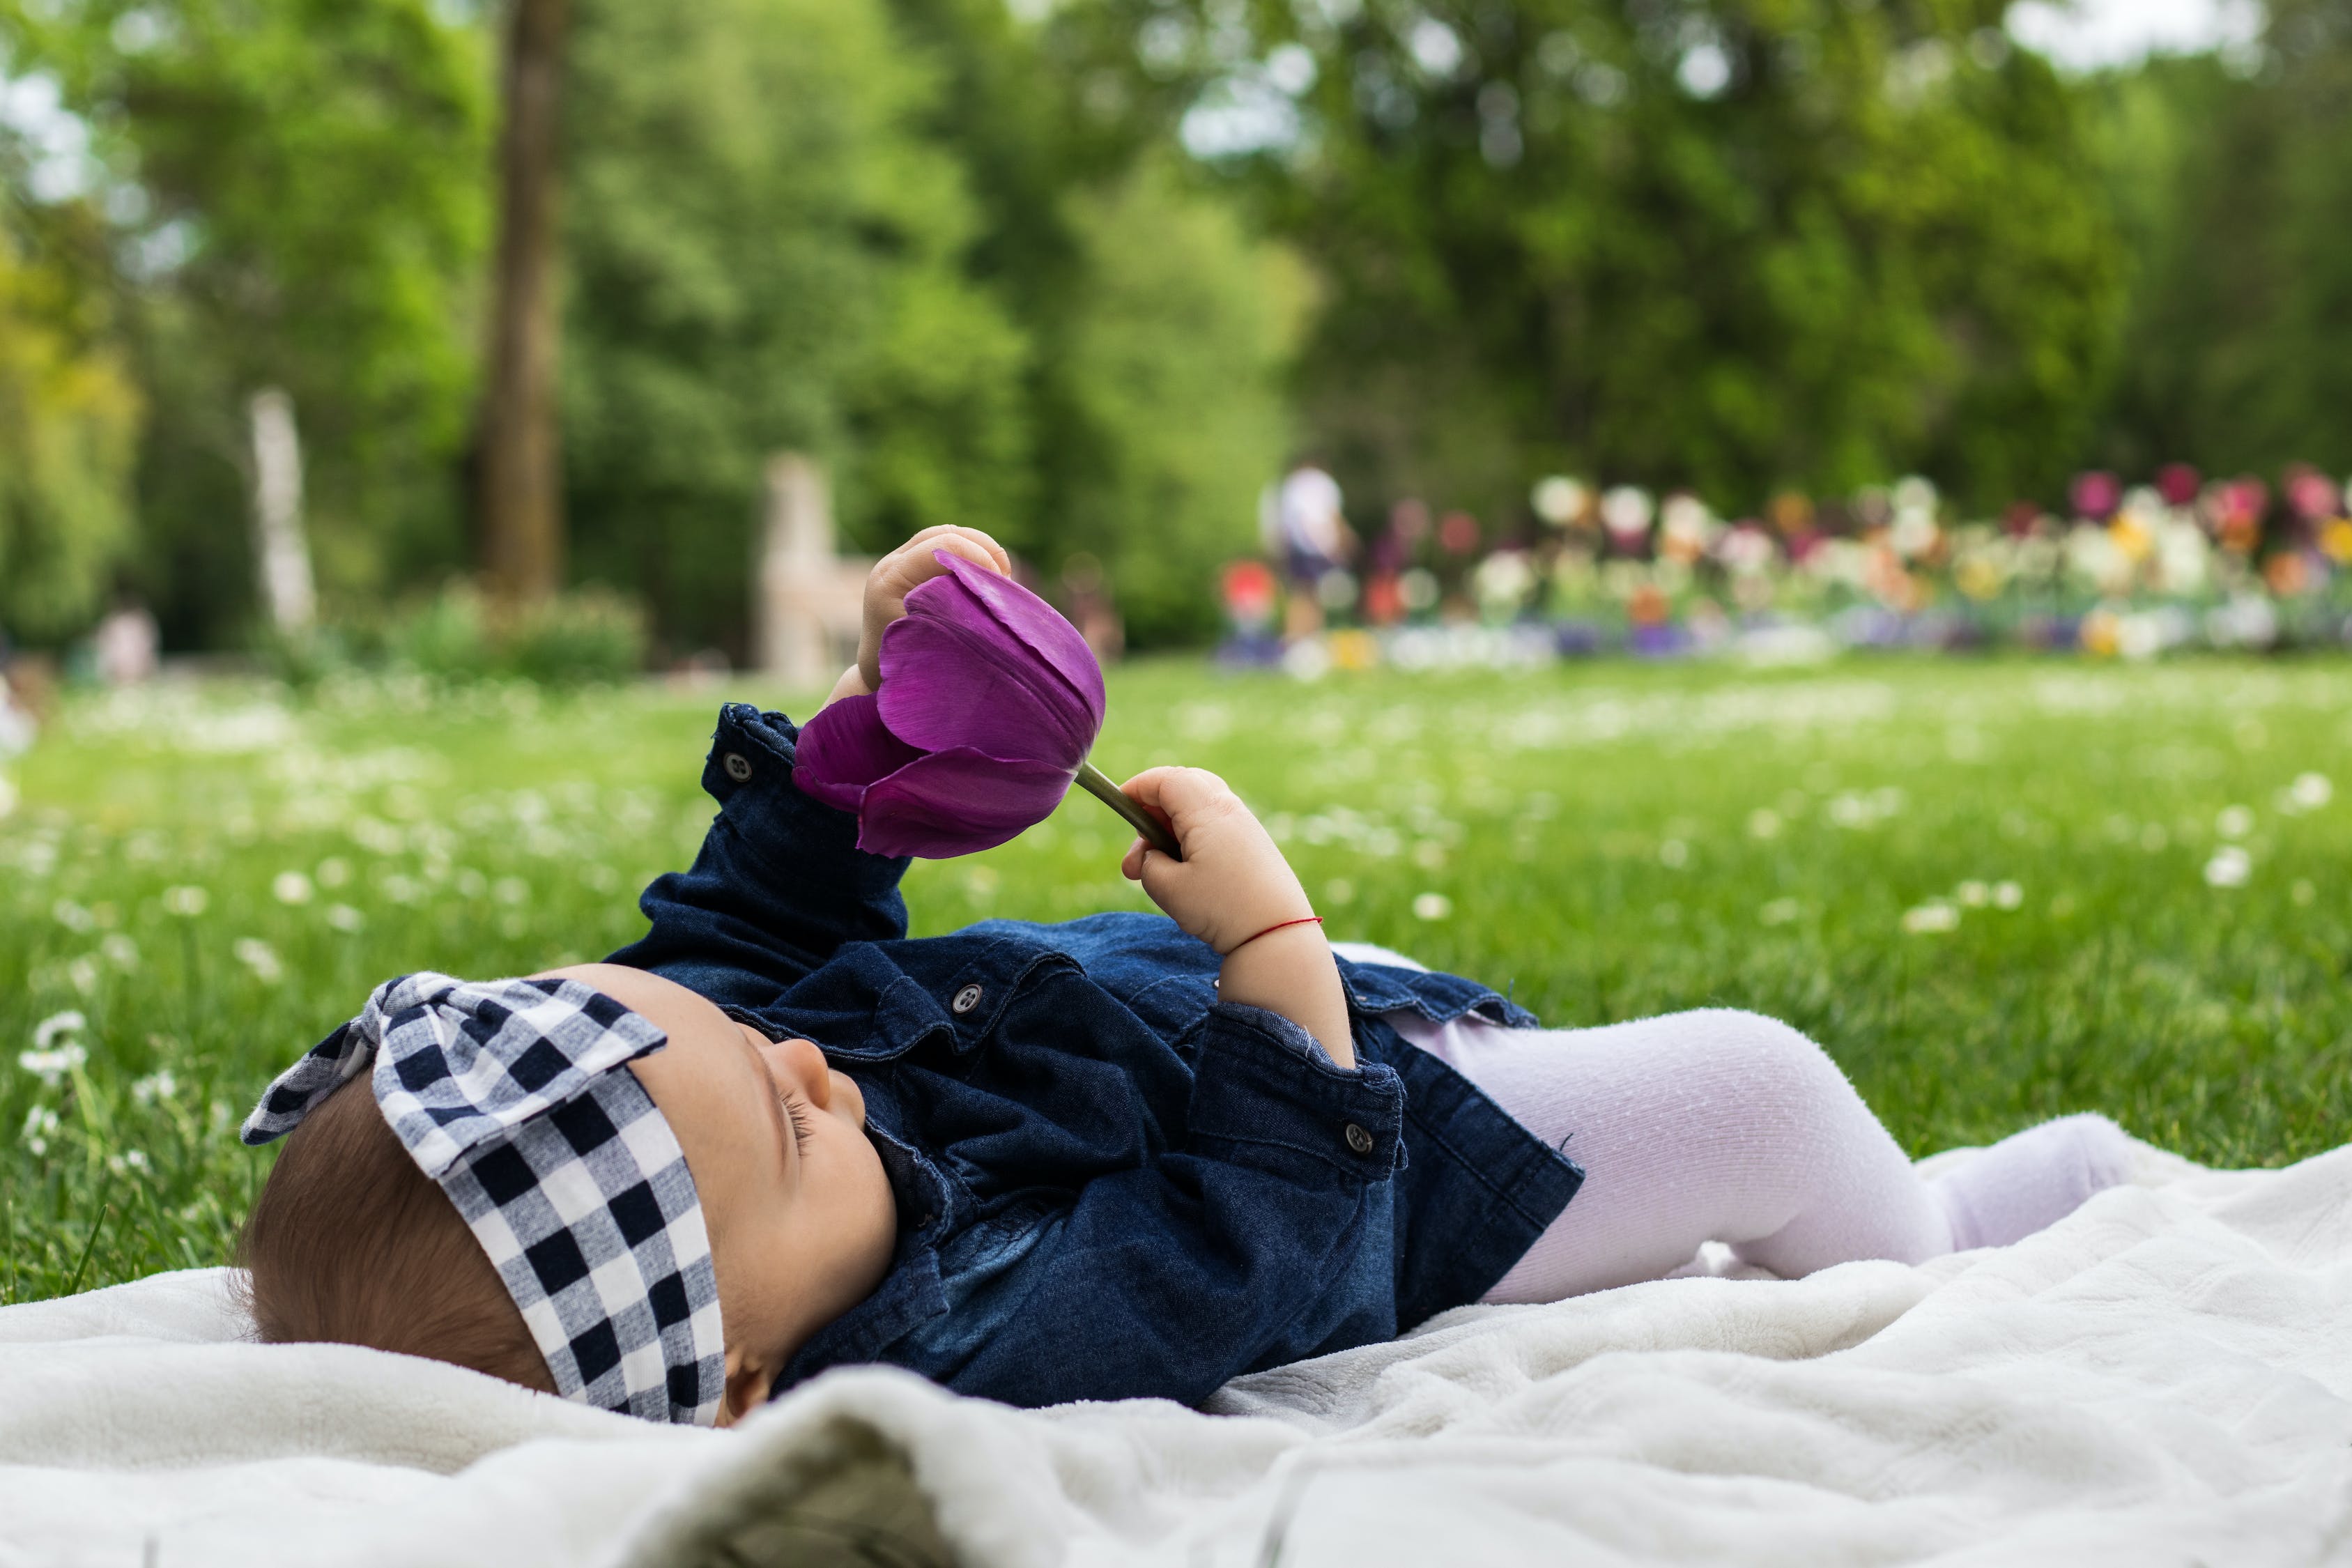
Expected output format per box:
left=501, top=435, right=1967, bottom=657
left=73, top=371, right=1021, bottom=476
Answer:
left=610, top=705, right=1584, bottom=1410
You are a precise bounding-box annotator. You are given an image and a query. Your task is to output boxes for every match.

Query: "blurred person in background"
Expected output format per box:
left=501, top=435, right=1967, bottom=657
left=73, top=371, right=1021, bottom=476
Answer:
left=1265, top=454, right=1356, bottom=640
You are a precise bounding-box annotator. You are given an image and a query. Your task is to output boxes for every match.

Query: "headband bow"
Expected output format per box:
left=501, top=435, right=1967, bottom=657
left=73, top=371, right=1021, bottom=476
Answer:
left=243, top=972, right=725, bottom=1426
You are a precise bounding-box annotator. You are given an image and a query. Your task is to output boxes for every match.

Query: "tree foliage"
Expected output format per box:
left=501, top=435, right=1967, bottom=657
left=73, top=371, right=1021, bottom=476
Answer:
left=3, top=0, right=489, bottom=647
left=558, top=0, right=1033, bottom=656
left=1054, top=157, right=1307, bottom=645
left=1067, top=0, right=2123, bottom=523
left=15, top=0, right=2342, bottom=658
left=0, top=176, right=138, bottom=641
left=2082, top=0, right=2352, bottom=481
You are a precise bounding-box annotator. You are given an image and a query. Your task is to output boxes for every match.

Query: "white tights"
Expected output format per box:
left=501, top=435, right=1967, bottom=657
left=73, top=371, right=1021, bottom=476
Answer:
left=1383, top=1006, right=2135, bottom=1303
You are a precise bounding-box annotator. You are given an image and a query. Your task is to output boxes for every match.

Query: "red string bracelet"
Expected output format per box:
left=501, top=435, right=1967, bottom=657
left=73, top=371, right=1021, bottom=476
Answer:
left=1222, top=915, right=1323, bottom=957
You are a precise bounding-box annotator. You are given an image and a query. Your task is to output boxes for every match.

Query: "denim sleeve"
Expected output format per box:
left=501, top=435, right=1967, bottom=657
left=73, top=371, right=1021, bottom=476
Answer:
left=605, top=704, right=911, bottom=1008
left=923, top=1002, right=1408, bottom=1408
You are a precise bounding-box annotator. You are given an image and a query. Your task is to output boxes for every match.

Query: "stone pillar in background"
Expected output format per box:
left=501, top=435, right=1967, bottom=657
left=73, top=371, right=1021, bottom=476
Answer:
left=758, top=454, right=847, bottom=689
left=247, top=387, right=316, bottom=634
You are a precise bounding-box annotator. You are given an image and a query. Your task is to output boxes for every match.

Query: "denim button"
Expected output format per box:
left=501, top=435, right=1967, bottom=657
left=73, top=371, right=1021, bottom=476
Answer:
left=721, top=752, right=754, bottom=783
left=1344, top=1122, right=1374, bottom=1155
left=951, top=983, right=984, bottom=1016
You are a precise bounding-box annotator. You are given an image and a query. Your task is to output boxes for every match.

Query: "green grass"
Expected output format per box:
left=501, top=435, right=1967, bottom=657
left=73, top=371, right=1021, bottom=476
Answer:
left=5, top=656, right=2351, bottom=1304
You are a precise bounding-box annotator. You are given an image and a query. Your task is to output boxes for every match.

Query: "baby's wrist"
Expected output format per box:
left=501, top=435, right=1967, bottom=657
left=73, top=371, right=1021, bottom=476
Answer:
left=1216, top=912, right=1322, bottom=958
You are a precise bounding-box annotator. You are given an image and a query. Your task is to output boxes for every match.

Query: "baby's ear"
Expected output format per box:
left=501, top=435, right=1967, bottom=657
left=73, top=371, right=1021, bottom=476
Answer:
left=717, top=1344, right=780, bottom=1427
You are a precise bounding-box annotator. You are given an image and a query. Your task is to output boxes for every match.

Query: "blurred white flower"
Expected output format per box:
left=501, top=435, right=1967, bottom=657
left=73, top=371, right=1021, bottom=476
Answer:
left=1827, top=789, right=1904, bottom=829
left=18, top=1043, right=86, bottom=1086
left=131, top=1069, right=177, bottom=1105
left=1281, top=638, right=1332, bottom=682
left=107, top=1149, right=148, bottom=1176
left=67, top=956, right=100, bottom=996
left=33, top=1010, right=84, bottom=1050
left=1902, top=902, right=1960, bottom=935
left=2289, top=773, right=2333, bottom=811
left=1747, top=808, right=1782, bottom=840
left=1411, top=892, right=1452, bottom=921
left=234, top=938, right=285, bottom=984
left=316, top=856, right=353, bottom=888
left=1658, top=838, right=1689, bottom=868
left=20, top=1104, right=58, bottom=1157
left=325, top=903, right=365, bottom=932
left=272, top=871, right=314, bottom=905
left=1993, top=881, right=2024, bottom=910
left=1956, top=880, right=1990, bottom=907
left=2215, top=805, right=2254, bottom=840
left=1601, top=485, right=1654, bottom=539
left=1323, top=878, right=1355, bottom=906
left=379, top=873, right=424, bottom=905
left=52, top=899, right=95, bottom=932
left=2203, top=846, right=2252, bottom=889
left=350, top=817, right=404, bottom=855
left=101, top=934, right=139, bottom=969
left=161, top=885, right=209, bottom=917
left=1759, top=897, right=1801, bottom=926
left=1411, top=841, right=1447, bottom=871
left=455, top=868, right=489, bottom=900
left=493, top=875, right=530, bottom=906
left=1532, top=475, right=1588, bottom=526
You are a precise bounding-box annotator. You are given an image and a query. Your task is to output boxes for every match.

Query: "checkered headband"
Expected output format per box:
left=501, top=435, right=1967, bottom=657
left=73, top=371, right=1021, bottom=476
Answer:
left=242, top=973, right=725, bottom=1426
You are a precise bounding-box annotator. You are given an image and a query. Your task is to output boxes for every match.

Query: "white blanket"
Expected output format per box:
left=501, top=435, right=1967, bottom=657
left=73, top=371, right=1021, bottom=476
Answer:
left=4, top=1138, right=2349, bottom=1567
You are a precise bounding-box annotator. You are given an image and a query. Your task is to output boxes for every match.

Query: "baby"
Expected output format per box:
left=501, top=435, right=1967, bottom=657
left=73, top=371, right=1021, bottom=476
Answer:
left=238, top=527, right=2135, bottom=1426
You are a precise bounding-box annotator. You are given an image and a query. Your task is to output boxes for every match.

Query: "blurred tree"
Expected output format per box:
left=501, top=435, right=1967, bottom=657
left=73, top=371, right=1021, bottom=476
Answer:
left=2083, top=3, right=2352, bottom=480
left=1068, top=0, right=2123, bottom=521
left=560, top=0, right=1031, bottom=659
left=887, top=0, right=1308, bottom=644
left=0, top=168, right=139, bottom=643
left=3, top=0, right=490, bottom=650
left=1054, top=157, right=1309, bottom=645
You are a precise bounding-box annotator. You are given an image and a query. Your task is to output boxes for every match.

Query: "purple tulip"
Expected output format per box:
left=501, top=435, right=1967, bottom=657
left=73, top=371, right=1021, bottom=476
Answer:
left=794, top=551, right=1109, bottom=859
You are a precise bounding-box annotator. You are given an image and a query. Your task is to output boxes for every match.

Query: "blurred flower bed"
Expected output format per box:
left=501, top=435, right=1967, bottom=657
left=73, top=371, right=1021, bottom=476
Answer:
left=1225, top=465, right=2352, bottom=675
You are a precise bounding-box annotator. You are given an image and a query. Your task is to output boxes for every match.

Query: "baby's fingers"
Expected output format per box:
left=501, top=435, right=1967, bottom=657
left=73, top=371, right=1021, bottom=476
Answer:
left=902, top=527, right=1013, bottom=582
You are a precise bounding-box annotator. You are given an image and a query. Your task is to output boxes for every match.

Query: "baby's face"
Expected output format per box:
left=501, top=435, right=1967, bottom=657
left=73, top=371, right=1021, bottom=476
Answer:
left=541, top=965, right=897, bottom=1422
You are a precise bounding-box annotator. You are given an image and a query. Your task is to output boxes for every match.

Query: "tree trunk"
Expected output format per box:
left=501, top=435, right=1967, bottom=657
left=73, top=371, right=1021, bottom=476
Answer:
left=478, top=0, right=569, bottom=605
left=248, top=387, right=316, bottom=634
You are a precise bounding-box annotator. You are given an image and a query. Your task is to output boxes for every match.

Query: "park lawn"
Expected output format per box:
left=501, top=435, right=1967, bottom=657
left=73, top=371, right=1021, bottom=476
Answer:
left=3, top=656, right=2349, bottom=1305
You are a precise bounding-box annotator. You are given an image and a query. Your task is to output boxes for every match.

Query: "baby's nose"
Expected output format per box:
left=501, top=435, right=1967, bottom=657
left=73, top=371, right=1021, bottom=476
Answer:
left=774, top=1036, right=833, bottom=1107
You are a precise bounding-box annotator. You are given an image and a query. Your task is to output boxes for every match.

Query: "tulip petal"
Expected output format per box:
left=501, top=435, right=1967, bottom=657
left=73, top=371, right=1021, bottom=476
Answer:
left=875, top=553, right=1106, bottom=767
left=793, top=693, right=923, bottom=813
left=941, top=551, right=1107, bottom=722
left=854, top=746, right=1076, bottom=859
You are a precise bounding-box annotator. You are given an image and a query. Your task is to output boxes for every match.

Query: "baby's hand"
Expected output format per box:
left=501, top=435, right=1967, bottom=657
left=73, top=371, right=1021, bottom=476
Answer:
left=855, top=526, right=1014, bottom=693
left=1117, top=768, right=1312, bottom=955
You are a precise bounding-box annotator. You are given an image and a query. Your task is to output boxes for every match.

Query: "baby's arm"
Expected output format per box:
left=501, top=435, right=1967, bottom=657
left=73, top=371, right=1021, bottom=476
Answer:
left=1118, top=768, right=1353, bottom=1068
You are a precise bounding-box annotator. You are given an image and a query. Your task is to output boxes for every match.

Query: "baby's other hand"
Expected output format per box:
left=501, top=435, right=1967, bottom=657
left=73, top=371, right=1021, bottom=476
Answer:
left=1117, top=767, right=1312, bottom=955
left=856, top=527, right=1013, bottom=693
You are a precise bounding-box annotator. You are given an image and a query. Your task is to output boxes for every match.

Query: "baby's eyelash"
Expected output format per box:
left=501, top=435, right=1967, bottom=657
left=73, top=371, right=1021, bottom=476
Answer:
left=782, top=1093, right=814, bottom=1155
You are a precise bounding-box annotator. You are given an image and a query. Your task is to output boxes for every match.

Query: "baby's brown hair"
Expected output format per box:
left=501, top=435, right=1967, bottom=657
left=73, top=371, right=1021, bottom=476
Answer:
left=236, top=1080, right=553, bottom=1394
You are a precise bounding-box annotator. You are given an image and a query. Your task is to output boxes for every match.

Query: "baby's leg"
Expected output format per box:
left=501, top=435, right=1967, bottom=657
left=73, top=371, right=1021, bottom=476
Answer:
left=1397, top=1008, right=2130, bottom=1302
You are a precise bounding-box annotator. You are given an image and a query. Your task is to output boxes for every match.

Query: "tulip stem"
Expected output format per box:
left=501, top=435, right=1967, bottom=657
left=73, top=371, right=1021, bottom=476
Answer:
left=1075, top=759, right=1182, bottom=861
